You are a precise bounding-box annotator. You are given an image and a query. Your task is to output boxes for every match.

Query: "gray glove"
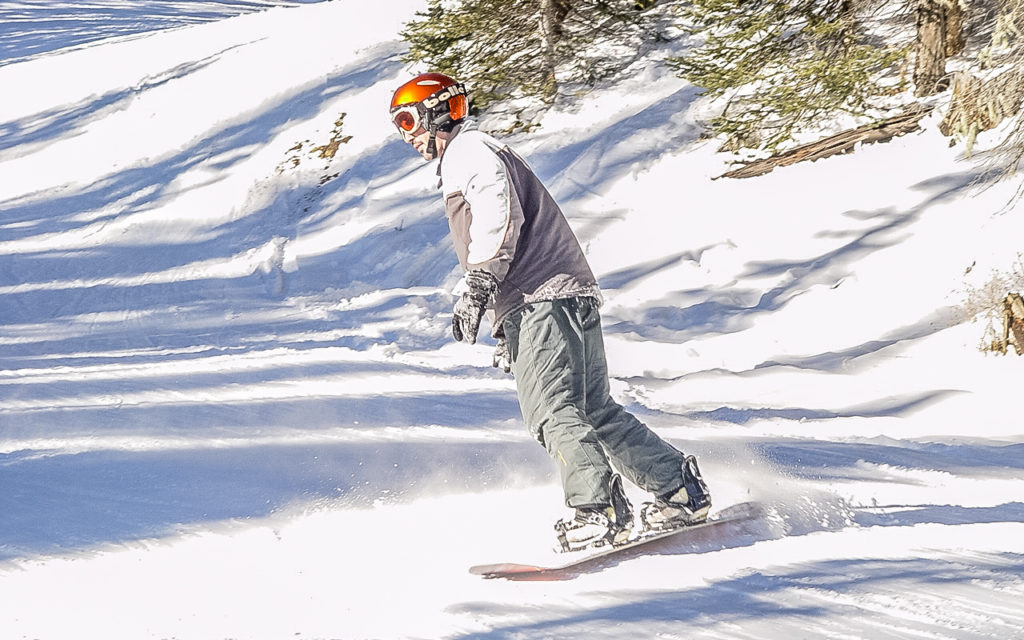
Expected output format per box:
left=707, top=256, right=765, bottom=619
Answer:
left=492, top=337, right=512, bottom=374
left=452, top=270, right=498, bottom=344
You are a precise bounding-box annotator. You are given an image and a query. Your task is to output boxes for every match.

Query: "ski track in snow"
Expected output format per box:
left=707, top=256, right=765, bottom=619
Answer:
left=1, top=2, right=1024, bottom=639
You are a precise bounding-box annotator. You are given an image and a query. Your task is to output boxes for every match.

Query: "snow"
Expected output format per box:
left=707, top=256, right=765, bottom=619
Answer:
left=1, top=1, right=1023, bottom=638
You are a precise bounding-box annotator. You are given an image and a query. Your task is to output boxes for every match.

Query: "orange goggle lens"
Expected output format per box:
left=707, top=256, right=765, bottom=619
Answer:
left=391, top=107, right=420, bottom=133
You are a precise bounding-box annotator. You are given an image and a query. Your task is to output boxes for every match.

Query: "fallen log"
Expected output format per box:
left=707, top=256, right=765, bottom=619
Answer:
left=718, top=105, right=934, bottom=179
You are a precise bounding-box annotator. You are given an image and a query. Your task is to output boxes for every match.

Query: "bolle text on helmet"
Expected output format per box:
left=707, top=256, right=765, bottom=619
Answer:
left=422, top=83, right=467, bottom=111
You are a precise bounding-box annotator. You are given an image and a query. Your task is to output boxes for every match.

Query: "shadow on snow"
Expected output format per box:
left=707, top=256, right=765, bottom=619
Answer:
left=450, top=552, right=1024, bottom=638
left=0, top=1, right=320, bottom=67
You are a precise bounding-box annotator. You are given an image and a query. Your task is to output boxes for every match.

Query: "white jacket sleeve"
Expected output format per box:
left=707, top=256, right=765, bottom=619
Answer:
left=441, top=130, right=523, bottom=281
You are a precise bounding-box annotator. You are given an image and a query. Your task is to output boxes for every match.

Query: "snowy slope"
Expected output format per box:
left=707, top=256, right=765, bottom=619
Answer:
left=1, top=2, right=1023, bottom=639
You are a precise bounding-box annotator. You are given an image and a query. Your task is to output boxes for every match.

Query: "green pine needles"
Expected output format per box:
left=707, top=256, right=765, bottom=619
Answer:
left=401, top=0, right=662, bottom=119
left=669, top=0, right=907, bottom=153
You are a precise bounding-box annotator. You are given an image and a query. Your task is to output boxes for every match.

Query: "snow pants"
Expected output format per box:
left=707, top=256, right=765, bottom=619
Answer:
left=502, top=296, right=686, bottom=509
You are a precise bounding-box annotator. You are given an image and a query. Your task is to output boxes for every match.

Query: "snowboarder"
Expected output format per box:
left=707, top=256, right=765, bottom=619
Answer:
left=389, top=72, right=712, bottom=552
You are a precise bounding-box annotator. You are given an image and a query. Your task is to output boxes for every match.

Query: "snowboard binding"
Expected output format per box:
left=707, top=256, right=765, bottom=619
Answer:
left=554, top=474, right=633, bottom=552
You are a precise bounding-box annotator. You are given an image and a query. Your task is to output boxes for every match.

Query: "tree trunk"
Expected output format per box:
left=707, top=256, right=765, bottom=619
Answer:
left=914, top=0, right=948, bottom=97
left=944, top=1, right=967, bottom=57
left=539, top=0, right=572, bottom=102
left=998, top=293, right=1024, bottom=355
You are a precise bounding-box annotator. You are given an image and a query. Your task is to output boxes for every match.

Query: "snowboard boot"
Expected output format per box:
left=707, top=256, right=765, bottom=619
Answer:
left=555, top=475, right=633, bottom=552
left=640, top=455, right=711, bottom=532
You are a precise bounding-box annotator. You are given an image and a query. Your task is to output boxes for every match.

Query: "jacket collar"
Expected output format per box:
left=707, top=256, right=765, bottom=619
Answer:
left=436, top=117, right=478, bottom=184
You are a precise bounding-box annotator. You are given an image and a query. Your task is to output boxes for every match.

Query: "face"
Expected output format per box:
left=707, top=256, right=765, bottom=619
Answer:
left=400, top=126, right=450, bottom=161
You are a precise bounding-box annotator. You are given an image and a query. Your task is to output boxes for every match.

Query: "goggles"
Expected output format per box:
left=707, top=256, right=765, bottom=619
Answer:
left=390, top=104, right=424, bottom=135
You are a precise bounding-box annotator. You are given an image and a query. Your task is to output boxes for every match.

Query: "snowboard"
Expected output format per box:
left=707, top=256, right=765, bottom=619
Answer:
left=469, top=501, right=763, bottom=580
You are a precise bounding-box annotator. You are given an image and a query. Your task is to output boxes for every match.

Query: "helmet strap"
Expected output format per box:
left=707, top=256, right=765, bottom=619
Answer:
left=426, top=123, right=438, bottom=159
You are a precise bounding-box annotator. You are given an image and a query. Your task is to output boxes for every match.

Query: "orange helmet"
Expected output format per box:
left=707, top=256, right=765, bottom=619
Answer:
left=389, top=72, right=468, bottom=136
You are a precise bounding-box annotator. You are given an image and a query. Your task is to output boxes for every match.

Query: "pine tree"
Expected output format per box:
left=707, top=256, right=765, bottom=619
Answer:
left=670, top=0, right=908, bottom=153
left=401, top=0, right=662, bottom=123
left=946, top=0, right=1024, bottom=200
